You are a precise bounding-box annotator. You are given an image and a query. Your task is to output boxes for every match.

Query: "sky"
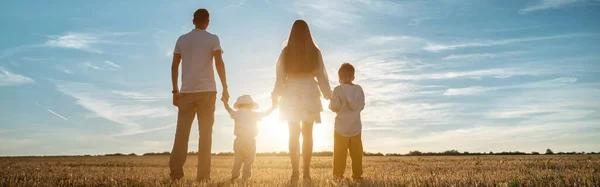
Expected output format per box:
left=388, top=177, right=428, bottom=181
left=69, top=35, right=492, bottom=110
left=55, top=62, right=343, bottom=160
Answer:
left=1, top=0, right=599, bottom=156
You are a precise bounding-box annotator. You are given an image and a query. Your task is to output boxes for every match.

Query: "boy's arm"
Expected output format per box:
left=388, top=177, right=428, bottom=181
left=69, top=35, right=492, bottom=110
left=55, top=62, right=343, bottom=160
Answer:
left=222, top=101, right=234, bottom=116
left=329, top=87, right=341, bottom=112
left=358, top=85, right=365, bottom=111
left=259, top=106, right=277, bottom=118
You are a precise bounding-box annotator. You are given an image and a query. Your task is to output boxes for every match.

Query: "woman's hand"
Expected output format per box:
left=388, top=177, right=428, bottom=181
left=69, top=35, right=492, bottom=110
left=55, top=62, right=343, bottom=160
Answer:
left=271, top=92, right=279, bottom=107
left=323, top=90, right=333, bottom=100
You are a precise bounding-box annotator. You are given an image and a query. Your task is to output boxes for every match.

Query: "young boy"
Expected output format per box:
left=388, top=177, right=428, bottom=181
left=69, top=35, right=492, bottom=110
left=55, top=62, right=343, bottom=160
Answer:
left=222, top=95, right=276, bottom=181
left=329, top=63, right=365, bottom=180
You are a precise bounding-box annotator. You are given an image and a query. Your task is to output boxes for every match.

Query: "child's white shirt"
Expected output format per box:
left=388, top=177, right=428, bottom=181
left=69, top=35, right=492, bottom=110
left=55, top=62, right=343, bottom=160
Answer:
left=329, top=84, right=365, bottom=137
left=228, top=108, right=270, bottom=138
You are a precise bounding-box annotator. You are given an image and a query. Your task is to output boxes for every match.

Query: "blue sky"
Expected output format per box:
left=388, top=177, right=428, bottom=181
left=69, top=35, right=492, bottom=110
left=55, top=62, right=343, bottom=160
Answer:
left=1, top=0, right=599, bottom=156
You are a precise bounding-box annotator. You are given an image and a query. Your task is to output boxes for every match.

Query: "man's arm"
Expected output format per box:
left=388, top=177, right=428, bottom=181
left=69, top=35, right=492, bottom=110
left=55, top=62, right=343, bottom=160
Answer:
left=171, top=54, right=182, bottom=106
left=214, top=50, right=229, bottom=102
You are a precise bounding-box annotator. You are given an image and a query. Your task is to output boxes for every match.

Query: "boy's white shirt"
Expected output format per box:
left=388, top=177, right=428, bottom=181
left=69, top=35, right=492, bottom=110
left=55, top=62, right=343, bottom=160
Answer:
left=329, top=84, right=365, bottom=137
left=228, top=108, right=270, bottom=137
left=173, top=29, right=222, bottom=93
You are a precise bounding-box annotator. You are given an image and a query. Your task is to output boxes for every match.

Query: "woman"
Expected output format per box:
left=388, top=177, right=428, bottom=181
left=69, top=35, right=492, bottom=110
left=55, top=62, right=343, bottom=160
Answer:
left=272, top=20, right=332, bottom=181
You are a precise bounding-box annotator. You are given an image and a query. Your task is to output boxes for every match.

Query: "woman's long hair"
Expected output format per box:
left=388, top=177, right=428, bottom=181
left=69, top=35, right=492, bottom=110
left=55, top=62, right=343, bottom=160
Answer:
left=282, top=20, right=320, bottom=74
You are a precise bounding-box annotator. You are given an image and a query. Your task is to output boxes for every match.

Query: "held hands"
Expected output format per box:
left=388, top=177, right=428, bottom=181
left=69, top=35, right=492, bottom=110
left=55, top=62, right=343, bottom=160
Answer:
left=271, top=92, right=279, bottom=108
left=323, top=89, right=333, bottom=100
left=221, top=89, right=230, bottom=103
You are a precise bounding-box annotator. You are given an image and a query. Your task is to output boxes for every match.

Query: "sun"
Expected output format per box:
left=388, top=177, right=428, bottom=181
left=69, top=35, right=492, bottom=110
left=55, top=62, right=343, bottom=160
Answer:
left=256, top=109, right=332, bottom=152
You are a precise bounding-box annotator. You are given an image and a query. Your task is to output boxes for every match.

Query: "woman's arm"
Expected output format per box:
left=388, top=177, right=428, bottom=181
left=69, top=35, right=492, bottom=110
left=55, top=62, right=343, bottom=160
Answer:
left=272, top=52, right=286, bottom=102
left=316, top=52, right=332, bottom=99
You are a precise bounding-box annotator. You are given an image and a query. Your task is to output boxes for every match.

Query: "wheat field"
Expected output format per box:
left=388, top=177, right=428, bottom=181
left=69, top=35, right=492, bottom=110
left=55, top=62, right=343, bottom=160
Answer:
left=1, top=155, right=599, bottom=186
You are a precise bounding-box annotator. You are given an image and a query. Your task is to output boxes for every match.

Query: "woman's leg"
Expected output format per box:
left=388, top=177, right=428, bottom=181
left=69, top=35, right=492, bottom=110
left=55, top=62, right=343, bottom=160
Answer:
left=301, top=121, right=314, bottom=178
left=288, top=121, right=301, bottom=178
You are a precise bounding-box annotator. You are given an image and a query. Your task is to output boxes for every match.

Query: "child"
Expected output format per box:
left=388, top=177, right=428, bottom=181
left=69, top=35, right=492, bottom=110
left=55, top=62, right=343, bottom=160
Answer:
left=223, top=94, right=276, bottom=181
left=329, top=63, right=365, bottom=180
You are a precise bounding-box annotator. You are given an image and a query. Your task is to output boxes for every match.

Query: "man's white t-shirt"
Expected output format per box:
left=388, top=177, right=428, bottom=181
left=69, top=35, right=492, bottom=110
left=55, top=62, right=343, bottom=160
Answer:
left=174, top=29, right=222, bottom=93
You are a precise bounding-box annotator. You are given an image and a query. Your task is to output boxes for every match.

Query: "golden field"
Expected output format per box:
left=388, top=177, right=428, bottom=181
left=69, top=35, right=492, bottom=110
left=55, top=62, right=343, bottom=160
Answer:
left=1, top=155, right=599, bottom=186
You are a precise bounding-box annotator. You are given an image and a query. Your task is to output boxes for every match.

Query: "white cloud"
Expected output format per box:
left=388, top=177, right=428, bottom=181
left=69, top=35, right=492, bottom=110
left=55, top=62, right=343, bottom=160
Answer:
left=43, top=32, right=136, bottom=54
left=104, top=60, right=121, bottom=70
left=424, top=33, right=592, bottom=52
left=442, top=51, right=529, bottom=61
left=0, top=67, right=35, bottom=86
left=54, top=80, right=176, bottom=136
left=520, top=0, right=587, bottom=14
left=443, top=86, right=489, bottom=96
left=80, top=61, right=121, bottom=71
left=45, top=33, right=103, bottom=53
left=443, top=77, right=579, bottom=96
left=35, top=102, right=68, bottom=121
left=82, top=62, right=100, bottom=70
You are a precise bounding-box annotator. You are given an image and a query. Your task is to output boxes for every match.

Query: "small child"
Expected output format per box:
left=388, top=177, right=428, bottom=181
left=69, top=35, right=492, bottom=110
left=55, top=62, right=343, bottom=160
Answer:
left=223, top=94, right=276, bottom=181
left=329, top=63, right=365, bottom=180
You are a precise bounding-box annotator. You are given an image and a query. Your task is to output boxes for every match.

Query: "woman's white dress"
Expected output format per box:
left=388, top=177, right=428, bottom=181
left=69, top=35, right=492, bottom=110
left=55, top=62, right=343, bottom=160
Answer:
left=272, top=51, right=331, bottom=124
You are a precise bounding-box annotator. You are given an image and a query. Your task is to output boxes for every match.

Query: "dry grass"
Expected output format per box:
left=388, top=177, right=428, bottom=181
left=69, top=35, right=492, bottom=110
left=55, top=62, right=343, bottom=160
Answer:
left=1, top=155, right=599, bottom=186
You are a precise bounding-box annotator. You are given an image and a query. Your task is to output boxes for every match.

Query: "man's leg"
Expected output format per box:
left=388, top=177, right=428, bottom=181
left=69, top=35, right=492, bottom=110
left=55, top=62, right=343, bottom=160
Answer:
left=349, top=133, right=363, bottom=180
left=169, top=93, right=196, bottom=179
left=333, top=132, right=350, bottom=178
left=196, top=92, right=216, bottom=181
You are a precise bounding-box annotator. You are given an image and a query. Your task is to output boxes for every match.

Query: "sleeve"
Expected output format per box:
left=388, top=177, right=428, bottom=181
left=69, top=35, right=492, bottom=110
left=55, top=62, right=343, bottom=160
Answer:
left=357, top=86, right=365, bottom=111
left=329, top=87, right=341, bottom=112
left=173, top=37, right=182, bottom=54
left=272, top=52, right=286, bottom=98
left=213, top=35, right=222, bottom=51
left=316, top=52, right=332, bottom=98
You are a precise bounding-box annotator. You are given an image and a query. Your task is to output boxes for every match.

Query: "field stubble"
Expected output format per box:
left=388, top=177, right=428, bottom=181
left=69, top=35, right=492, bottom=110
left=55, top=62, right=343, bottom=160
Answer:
left=0, top=155, right=599, bottom=186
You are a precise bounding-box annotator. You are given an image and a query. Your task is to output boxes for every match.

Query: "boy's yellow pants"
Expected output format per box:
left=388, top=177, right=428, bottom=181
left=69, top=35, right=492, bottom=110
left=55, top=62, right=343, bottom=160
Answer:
left=333, top=132, right=363, bottom=179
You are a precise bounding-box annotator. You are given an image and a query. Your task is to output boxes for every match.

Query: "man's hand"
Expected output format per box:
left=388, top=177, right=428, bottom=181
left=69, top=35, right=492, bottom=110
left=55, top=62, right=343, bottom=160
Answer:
left=221, top=89, right=230, bottom=103
left=172, top=93, right=180, bottom=107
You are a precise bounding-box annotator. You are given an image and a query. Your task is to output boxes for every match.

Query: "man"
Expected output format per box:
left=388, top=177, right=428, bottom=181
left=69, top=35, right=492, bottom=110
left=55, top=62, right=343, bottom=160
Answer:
left=170, top=8, right=229, bottom=181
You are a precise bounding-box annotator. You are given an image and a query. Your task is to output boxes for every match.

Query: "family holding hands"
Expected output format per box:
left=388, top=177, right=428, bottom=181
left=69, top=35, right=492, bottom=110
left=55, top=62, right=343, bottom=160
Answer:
left=169, top=9, right=366, bottom=184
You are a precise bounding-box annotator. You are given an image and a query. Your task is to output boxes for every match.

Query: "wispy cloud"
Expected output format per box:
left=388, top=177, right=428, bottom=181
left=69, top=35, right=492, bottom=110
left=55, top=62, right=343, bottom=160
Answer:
left=54, top=80, right=175, bottom=136
left=45, top=33, right=103, bottom=53
left=80, top=61, right=121, bottom=71
left=424, top=33, right=593, bottom=52
left=104, top=60, right=121, bottom=70
left=0, top=67, right=35, bottom=86
left=63, top=69, right=74, bottom=74
left=442, top=51, right=529, bottom=61
left=520, top=0, right=589, bottom=14
left=35, top=102, right=68, bottom=120
left=443, top=77, right=579, bottom=96
left=226, top=0, right=247, bottom=8
left=44, top=32, right=137, bottom=53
